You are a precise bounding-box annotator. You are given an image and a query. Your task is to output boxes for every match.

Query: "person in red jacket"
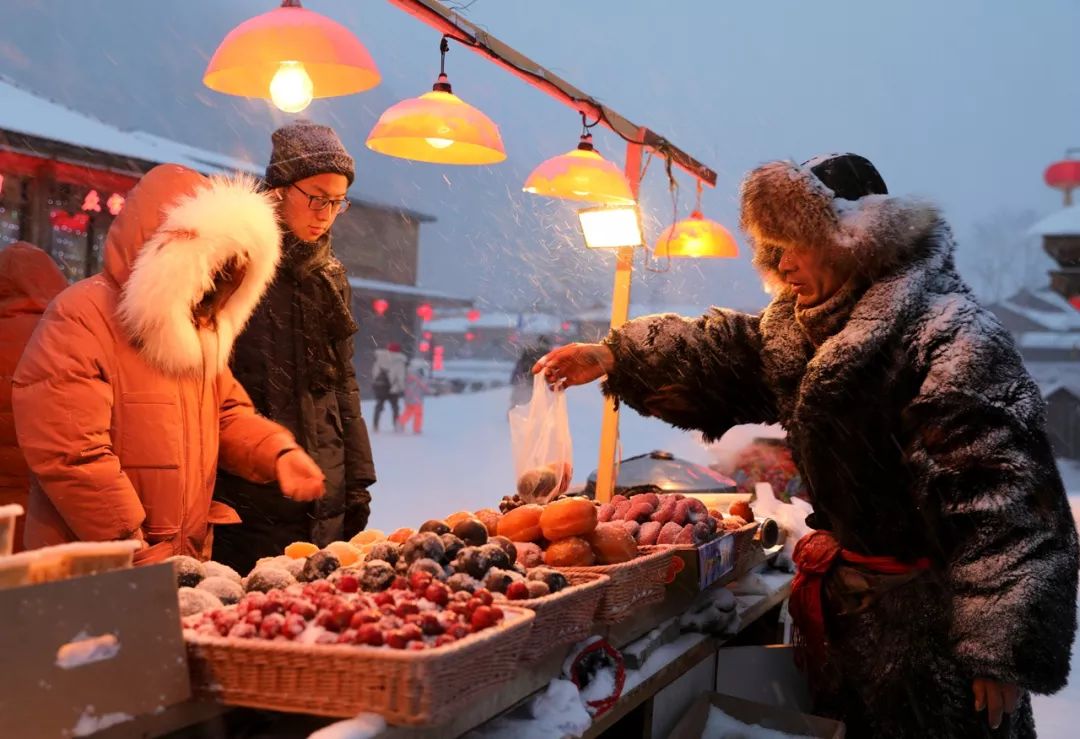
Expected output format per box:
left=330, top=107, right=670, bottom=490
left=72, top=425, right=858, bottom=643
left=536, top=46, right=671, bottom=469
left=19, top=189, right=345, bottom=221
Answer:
left=0, top=241, right=67, bottom=552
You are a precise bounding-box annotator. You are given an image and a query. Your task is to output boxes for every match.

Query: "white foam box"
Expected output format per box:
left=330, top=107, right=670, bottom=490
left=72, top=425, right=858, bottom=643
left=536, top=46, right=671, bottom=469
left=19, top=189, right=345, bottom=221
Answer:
left=0, top=563, right=190, bottom=738
left=669, top=692, right=845, bottom=739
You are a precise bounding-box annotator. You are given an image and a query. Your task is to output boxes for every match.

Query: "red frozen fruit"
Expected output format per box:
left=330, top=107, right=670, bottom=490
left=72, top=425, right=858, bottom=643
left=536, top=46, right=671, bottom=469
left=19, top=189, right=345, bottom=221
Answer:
left=395, top=602, right=420, bottom=618
left=450, top=624, right=472, bottom=640
left=259, top=612, right=286, bottom=639
left=390, top=576, right=409, bottom=590
left=420, top=613, right=444, bottom=635
left=409, top=571, right=433, bottom=592
left=372, top=592, right=394, bottom=607
left=315, top=631, right=339, bottom=645
left=449, top=602, right=469, bottom=617
left=400, top=623, right=423, bottom=643
left=434, top=634, right=458, bottom=647
left=337, top=574, right=360, bottom=593
left=489, top=606, right=504, bottom=623
left=355, top=624, right=384, bottom=646
left=407, top=641, right=427, bottom=651
left=228, top=622, right=258, bottom=639
left=474, top=589, right=495, bottom=606
left=283, top=613, right=307, bottom=639
left=506, top=582, right=530, bottom=600
left=350, top=610, right=379, bottom=629
left=471, top=605, right=499, bottom=630
left=337, top=629, right=358, bottom=644
left=386, top=630, right=409, bottom=649
left=244, top=609, right=264, bottom=626
left=289, top=600, right=317, bottom=619
left=437, top=612, right=459, bottom=632
left=423, top=583, right=450, bottom=606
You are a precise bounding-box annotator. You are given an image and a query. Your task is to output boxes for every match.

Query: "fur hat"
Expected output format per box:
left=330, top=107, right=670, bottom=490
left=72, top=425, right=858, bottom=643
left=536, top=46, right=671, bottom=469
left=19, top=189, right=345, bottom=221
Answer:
left=740, top=153, right=892, bottom=274
left=265, top=120, right=355, bottom=188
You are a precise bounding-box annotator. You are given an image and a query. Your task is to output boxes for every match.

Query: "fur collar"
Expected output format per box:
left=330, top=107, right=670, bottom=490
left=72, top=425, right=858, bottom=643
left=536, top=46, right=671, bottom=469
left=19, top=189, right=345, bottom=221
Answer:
left=740, top=159, right=941, bottom=281
left=118, top=175, right=281, bottom=375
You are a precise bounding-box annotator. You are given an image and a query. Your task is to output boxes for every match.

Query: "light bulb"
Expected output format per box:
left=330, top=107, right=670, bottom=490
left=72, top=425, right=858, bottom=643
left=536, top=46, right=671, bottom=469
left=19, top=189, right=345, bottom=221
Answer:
left=425, top=138, right=454, bottom=149
left=269, top=61, right=314, bottom=113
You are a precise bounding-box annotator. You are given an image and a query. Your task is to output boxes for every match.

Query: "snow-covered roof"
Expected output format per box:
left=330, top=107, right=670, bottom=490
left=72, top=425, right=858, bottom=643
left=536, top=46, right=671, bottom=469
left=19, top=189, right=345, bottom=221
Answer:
left=0, top=75, right=434, bottom=221
left=1030, top=205, right=1080, bottom=237
left=427, top=311, right=564, bottom=334
left=1019, top=332, right=1080, bottom=351
left=346, top=276, right=472, bottom=305
left=997, top=289, right=1080, bottom=332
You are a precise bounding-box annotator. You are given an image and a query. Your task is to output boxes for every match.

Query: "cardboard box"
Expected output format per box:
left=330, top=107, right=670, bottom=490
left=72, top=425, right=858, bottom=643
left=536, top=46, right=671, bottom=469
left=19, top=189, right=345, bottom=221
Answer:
left=0, top=563, right=191, bottom=738
left=669, top=692, right=845, bottom=739
left=668, top=530, right=738, bottom=592
left=715, top=645, right=810, bottom=711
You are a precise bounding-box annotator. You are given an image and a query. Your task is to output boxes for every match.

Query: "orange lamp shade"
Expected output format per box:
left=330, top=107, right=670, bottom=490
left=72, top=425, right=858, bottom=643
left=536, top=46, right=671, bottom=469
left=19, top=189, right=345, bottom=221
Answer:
left=654, top=211, right=739, bottom=259
left=366, top=79, right=506, bottom=165
left=524, top=138, right=634, bottom=205
left=203, top=4, right=381, bottom=110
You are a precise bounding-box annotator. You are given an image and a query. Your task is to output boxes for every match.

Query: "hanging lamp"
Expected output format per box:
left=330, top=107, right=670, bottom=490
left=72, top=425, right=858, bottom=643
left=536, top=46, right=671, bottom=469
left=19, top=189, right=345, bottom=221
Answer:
left=203, top=0, right=381, bottom=113
left=653, top=180, right=738, bottom=258
left=366, top=37, right=506, bottom=165
left=524, top=114, right=634, bottom=205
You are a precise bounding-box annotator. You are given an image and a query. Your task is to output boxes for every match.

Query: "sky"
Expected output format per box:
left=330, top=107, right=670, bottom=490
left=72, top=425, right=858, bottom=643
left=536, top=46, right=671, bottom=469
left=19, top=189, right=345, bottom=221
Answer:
left=2, top=0, right=1078, bottom=312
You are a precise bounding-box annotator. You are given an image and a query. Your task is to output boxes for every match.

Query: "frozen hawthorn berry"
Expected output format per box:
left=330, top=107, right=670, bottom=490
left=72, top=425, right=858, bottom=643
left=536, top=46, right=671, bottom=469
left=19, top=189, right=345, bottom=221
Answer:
left=259, top=612, right=285, bottom=639
left=420, top=613, right=444, bottom=635
left=337, top=629, right=358, bottom=644
left=386, top=630, right=409, bottom=649
left=400, top=623, right=423, bottom=642
left=506, top=582, right=530, bottom=600
left=424, top=583, right=450, bottom=606
left=228, top=622, right=258, bottom=639
left=450, top=623, right=472, bottom=640
left=489, top=606, right=504, bottom=623
left=337, top=574, right=360, bottom=593
left=409, top=570, right=433, bottom=593
left=474, top=589, right=495, bottom=607
left=471, top=605, right=498, bottom=630
left=434, top=634, right=458, bottom=648
left=407, top=641, right=428, bottom=651
left=390, top=576, right=409, bottom=590
left=372, top=591, right=394, bottom=607
left=395, top=602, right=420, bottom=618
left=283, top=613, right=307, bottom=639
left=244, top=609, right=263, bottom=626
left=355, top=624, right=384, bottom=646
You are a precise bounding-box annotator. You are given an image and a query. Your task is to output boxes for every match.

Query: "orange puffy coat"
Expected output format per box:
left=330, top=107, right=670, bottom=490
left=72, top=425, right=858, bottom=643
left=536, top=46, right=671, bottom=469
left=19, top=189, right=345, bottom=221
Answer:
left=0, top=242, right=68, bottom=552
left=13, top=164, right=298, bottom=563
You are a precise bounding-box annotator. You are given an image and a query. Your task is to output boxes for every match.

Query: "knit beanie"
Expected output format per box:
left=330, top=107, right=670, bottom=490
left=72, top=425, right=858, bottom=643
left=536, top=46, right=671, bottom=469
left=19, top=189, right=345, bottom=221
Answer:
left=265, top=120, right=355, bottom=188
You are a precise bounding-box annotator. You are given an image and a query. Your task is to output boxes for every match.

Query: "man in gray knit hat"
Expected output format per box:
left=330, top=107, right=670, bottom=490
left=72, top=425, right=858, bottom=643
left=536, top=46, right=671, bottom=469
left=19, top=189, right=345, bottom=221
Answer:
left=214, top=120, right=377, bottom=573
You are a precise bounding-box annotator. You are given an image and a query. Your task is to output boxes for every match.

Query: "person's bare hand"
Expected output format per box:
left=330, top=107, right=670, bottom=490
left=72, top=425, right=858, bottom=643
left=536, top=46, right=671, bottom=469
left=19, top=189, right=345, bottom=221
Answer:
left=275, top=449, right=326, bottom=501
left=973, top=678, right=1022, bottom=730
left=533, top=343, right=615, bottom=388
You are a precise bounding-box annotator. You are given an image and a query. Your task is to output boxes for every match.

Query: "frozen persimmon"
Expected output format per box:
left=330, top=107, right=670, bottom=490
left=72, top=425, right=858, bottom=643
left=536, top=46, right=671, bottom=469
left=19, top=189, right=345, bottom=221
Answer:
left=587, top=523, right=638, bottom=565
left=497, top=504, right=544, bottom=543
left=544, top=537, right=596, bottom=567
left=539, top=497, right=597, bottom=541
left=284, top=541, right=318, bottom=559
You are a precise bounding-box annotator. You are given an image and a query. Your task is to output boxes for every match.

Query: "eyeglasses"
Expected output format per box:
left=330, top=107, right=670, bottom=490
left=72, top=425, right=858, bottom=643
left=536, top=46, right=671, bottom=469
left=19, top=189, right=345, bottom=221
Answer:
left=291, top=183, right=351, bottom=214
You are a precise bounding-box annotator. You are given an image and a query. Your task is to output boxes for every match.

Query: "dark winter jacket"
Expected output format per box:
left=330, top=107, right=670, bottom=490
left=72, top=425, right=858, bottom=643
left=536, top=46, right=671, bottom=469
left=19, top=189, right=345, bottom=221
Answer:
left=603, top=165, right=1078, bottom=738
left=214, top=237, right=375, bottom=572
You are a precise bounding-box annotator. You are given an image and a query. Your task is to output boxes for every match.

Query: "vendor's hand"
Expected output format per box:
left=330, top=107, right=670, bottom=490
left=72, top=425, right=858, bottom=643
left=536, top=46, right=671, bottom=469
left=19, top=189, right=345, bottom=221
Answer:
left=973, top=678, right=1022, bottom=730
left=533, top=343, right=614, bottom=388
left=275, top=449, right=326, bottom=502
left=343, top=501, right=370, bottom=541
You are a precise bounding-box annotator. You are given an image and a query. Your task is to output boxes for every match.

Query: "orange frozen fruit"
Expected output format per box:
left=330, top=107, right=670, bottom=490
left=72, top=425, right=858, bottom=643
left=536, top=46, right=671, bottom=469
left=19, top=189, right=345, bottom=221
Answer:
left=284, top=541, right=319, bottom=559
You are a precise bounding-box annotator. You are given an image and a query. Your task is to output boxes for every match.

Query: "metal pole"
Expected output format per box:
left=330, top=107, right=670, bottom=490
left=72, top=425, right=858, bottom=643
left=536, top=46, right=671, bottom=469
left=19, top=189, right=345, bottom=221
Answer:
left=594, top=133, right=645, bottom=503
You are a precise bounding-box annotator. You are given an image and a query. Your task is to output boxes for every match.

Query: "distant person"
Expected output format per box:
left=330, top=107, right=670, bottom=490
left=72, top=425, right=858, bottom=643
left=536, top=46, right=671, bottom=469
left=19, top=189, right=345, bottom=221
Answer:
left=214, top=120, right=376, bottom=574
left=509, top=335, right=551, bottom=408
left=0, top=242, right=67, bottom=552
left=398, top=360, right=430, bottom=435
left=371, top=341, right=407, bottom=431
left=13, top=164, right=325, bottom=564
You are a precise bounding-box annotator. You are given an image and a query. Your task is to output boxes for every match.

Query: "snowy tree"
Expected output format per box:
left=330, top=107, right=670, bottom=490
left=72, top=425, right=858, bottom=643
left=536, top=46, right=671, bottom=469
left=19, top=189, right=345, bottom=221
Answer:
left=956, top=208, right=1051, bottom=304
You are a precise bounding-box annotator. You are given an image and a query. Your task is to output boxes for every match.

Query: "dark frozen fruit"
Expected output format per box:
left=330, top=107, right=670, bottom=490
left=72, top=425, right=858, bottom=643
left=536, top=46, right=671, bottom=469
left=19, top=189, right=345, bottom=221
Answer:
left=447, top=572, right=482, bottom=593
left=202, top=560, right=242, bottom=584
left=419, top=519, right=451, bottom=536
left=359, top=561, right=397, bottom=592
left=168, top=556, right=206, bottom=588
left=452, top=518, right=489, bottom=547
left=691, top=521, right=713, bottom=545
left=197, top=576, right=244, bottom=605
left=439, top=534, right=465, bottom=563
left=514, top=542, right=544, bottom=568
left=483, top=568, right=518, bottom=594
left=300, top=551, right=341, bottom=582
left=527, top=567, right=568, bottom=594
left=365, top=541, right=401, bottom=567
left=453, top=547, right=487, bottom=580
left=488, top=535, right=517, bottom=564
left=178, top=587, right=223, bottom=617
left=498, top=494, right=526, bottom=513
left=407, top=558, right=445, bottom=582
left=402, top=532, right=446, bottom=565
left=478, top=543, right=512, bottom=573
left=245, top=567, right=297, bottom=594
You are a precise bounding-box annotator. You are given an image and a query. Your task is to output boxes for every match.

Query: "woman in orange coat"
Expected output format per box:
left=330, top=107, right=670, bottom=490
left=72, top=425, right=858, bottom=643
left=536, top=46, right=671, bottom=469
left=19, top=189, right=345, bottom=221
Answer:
left=12, top=164, right=326, bottom=563
left=0, top=241, right=67, bottom=552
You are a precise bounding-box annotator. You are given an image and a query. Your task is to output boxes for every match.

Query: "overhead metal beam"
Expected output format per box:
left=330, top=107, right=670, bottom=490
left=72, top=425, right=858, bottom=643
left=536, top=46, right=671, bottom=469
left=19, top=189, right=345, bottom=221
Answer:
left=386, top=0, right=717, bottom=187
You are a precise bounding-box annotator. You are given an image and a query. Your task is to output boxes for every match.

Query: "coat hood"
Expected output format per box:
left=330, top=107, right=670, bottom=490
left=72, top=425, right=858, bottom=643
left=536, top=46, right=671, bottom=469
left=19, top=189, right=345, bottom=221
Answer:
left=740, top=159, right=942, bottom=282
left=0, top=241, right=67, bottom=319
left=112, top=164, right=282, bottom=375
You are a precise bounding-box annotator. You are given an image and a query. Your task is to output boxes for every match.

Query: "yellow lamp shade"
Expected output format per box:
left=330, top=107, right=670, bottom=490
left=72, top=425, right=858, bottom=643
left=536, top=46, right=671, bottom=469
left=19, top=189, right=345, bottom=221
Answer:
left=654, top=211, right=739, bottom=258
left=524, top=138, right=634, bottom=205
left=204, top=3, right=381, bottom=111
left=366, top=78, right=506, bottom=165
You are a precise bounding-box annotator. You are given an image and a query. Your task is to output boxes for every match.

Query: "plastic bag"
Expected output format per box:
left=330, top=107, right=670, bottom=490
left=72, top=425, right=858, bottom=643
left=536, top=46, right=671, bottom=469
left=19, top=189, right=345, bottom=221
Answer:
left=509, top=374, right=573, bottom=504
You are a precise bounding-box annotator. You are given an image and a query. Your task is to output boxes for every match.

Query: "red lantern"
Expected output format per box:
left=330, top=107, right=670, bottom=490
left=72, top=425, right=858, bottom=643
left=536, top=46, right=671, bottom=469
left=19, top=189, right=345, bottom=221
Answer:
left=423, top=331, right=432, bottom=340
left=465, top=331, right=476, bottom=342
left=561, top=321, right=572, bottom=332
left=433, top=345, right=444, bottom=371
left=416, top=303, right=434, bottom=322
left=419, top=340, right=431, bottom=353
left=466, top=308, right=481, bottom=323
left=107, top=193, right=125, bottom=216
left=81, top=190, right=102, bottom=213
left=372, top=298, right=389, bottom=316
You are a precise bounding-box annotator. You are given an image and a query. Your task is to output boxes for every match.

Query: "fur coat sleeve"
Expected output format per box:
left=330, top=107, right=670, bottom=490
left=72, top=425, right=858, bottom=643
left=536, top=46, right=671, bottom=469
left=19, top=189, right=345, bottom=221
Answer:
left=902, top=304, right=1079, bottom=693
left=601, top=309, right=779, bottom=440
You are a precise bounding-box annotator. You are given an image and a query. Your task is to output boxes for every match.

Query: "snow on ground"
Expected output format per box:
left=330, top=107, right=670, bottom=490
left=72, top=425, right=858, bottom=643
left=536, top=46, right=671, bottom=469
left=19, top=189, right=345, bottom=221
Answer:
left=360, top=387, right=1080, bottom=734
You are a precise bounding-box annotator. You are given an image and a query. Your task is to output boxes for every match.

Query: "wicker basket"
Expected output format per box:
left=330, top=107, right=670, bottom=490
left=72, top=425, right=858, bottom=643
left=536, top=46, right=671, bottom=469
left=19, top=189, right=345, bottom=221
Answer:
left=185, top=605, right=535, bottom=726
left=515, top=572, right=610, bottom=662
left=558, top=547, right=673, bottom=624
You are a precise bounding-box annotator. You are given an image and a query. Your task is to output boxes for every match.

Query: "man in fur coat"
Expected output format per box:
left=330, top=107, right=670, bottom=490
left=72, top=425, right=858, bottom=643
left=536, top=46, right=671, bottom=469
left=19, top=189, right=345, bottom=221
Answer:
left=540, top=153, right=1079, bottom=737
left=13, top=164, right=325, bottom=563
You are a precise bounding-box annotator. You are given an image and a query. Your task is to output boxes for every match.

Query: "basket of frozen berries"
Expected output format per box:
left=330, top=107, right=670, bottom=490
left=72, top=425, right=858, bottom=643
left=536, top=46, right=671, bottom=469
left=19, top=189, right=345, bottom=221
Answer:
left=501, top=567, right=610, bottom=662
left=183, top=575, right=535, bottom=725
